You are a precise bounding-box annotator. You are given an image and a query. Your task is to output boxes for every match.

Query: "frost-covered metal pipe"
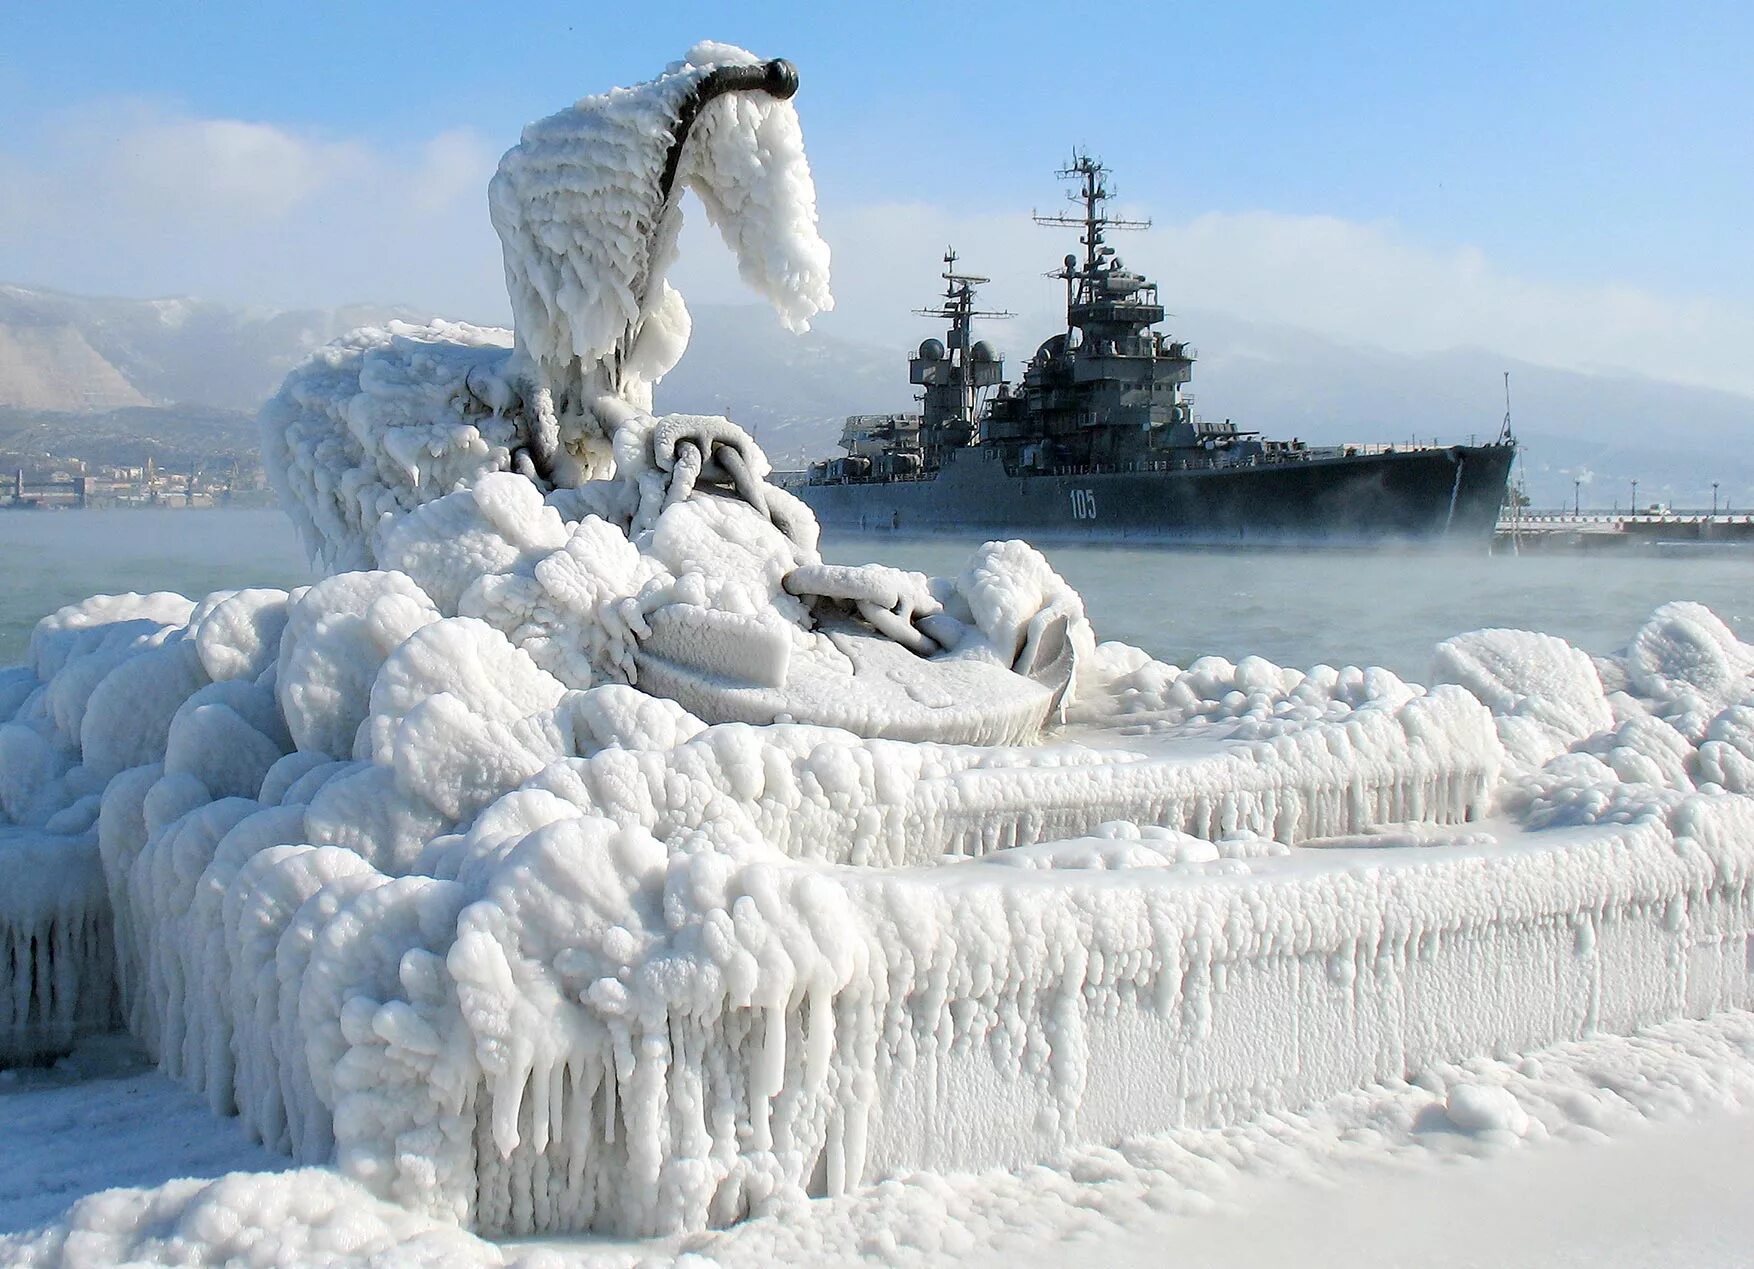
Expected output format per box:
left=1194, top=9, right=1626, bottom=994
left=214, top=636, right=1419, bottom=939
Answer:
left=658, top=58, right=800, bottom=204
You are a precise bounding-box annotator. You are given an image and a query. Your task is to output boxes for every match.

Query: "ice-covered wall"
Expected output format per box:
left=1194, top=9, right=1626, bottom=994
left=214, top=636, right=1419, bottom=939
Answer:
left=4, top=561, right=1753, bottom=1233
left=0, top=828, right=114, bottom=1065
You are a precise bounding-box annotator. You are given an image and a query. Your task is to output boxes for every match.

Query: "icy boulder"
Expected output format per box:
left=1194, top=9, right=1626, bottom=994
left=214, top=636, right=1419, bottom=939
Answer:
left=1626, top=601, right=1754, bottom=741
left=1433, top=627, right=1614, bottom=768
left=260, top=322, right=521, bottom=574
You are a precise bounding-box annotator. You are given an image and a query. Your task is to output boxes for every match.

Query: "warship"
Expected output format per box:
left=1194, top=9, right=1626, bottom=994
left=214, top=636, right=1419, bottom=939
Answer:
left=793, top=156, right=1517, bottom=544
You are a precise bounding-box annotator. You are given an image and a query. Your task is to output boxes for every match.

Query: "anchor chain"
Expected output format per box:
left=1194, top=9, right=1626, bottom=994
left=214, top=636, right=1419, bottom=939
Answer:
left=600, top=396, right=954, bottom=660
left=781, top=563, right=950, bottom=658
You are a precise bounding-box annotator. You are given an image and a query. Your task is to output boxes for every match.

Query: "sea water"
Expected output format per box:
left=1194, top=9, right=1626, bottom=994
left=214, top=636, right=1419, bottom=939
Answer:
left=2, top=508, right=1751, bottom=681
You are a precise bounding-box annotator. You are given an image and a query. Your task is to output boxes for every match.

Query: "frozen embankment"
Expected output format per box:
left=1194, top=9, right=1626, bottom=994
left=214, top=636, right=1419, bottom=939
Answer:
left=3, top=549, right=1753, bottom=1236
left=5, top=39, right=1754, bottom=1248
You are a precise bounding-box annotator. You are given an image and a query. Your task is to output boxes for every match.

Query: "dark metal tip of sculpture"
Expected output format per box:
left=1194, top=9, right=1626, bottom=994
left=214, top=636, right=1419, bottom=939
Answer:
left=661, top=57, right=803, bottom=203
left=762, top=58, right=799, bottom=100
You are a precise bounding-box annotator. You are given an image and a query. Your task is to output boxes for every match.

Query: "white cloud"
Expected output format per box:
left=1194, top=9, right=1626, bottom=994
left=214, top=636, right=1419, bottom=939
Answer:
left=709, top=202, right=1754, bottom=401
left=5, top=97, right=1753, bottom=404
left=108, top=113, right=366, bottom=219
left=0, top=99, right=505, bottom=318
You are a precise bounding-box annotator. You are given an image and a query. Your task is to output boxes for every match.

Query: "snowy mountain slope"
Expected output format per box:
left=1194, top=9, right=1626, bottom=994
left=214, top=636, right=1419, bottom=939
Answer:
left=5, top=284, right=1752, bottom=506
left=0, top=285, right=419, bottom=413
left=0, top=319, right=148, bottom=412
left=1185, top=309, right=1754, bottom=507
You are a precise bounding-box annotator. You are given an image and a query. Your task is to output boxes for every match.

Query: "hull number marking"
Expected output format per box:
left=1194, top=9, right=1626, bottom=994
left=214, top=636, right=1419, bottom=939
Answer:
left=1070, top=488, right=1099, bottom=520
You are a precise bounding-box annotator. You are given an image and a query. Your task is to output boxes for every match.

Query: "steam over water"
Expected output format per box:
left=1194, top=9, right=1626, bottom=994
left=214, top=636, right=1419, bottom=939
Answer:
left=3, top=508, right=1751, bottom=680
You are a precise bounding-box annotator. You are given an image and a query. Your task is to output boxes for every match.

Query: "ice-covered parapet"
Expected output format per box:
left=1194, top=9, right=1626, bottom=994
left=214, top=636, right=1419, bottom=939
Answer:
left=0, top=827, right=115, bottom=1064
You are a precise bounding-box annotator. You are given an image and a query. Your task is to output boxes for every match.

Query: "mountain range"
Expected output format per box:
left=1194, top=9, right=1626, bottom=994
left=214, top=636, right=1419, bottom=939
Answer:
left=3, top=282, right=1751, bottom=508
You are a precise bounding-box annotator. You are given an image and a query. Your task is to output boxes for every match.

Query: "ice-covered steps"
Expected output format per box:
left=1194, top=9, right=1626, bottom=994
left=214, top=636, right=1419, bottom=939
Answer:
left=929, top=687, right=1500, bottom=857
left=519, top=684, right=1503, bottom=872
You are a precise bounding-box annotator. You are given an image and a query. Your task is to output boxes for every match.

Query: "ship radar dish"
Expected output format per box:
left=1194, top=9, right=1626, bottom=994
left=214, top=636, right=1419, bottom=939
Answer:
left=970, top=340, right=999, bottom=363
left=918, top=338, right=946, bottom=361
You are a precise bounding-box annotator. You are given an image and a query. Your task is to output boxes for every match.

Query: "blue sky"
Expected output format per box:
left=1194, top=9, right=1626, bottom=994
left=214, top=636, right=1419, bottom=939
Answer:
left=3, top=1, right=1752, bottom=394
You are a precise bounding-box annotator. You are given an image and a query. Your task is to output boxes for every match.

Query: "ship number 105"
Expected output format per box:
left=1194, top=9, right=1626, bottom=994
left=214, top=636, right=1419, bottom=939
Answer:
left=1069, top=488, right=1099, bottom=520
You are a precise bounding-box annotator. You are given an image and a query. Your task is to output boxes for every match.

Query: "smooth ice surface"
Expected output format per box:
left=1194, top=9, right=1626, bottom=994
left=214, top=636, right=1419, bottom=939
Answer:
left=7, top=41, right=1754, bottom=1258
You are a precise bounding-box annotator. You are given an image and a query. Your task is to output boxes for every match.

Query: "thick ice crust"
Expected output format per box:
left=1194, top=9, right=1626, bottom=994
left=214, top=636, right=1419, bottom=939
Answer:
left=489, top=41, right=831, bottom=424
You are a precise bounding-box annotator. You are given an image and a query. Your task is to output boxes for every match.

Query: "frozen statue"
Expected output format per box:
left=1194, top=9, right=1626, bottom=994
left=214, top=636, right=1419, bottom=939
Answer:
left=264, top=41, right=1082, bottom=745
left=5, top=42, right=1754, bottom=1254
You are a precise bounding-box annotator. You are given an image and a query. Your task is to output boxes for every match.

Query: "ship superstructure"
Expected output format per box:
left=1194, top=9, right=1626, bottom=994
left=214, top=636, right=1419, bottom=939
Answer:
left=797, top=156, right=1516, bottom=543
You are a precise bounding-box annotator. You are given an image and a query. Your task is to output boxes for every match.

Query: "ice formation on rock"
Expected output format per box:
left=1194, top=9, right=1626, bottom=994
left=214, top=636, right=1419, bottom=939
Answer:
left=5, top=42, right=1754, bottom=1249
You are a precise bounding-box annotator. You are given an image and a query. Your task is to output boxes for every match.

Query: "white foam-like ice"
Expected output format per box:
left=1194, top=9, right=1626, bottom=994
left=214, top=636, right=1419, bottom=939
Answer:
left=490, top=41, right=831, bottom=457
left=5, top=560, right=1752, bottom=1235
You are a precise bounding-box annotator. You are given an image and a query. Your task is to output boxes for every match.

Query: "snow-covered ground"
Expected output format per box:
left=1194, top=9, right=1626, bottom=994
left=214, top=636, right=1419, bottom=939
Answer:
left=5, top=1014, right=1754, bottom=1266
left=0, top=1038, right=283, bottom=1236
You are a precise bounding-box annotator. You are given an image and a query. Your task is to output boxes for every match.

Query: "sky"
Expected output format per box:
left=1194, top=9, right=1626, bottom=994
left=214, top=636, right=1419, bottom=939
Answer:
left=3, top=0, right=1752, bottom=397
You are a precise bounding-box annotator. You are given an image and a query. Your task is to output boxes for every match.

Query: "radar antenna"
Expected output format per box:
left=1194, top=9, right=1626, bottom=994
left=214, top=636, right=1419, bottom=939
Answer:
left=1033, top=152, right=1153, bottom=326
left=1034, top=152, right=1150, bottom=285
left=911, top=247, right=1013, bottom=326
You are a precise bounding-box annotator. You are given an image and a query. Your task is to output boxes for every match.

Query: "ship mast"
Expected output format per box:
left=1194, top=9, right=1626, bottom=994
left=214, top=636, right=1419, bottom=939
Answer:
left=909, top=247, right=1010, bottom=465
left=1034, top=153, right=1151, bottom=335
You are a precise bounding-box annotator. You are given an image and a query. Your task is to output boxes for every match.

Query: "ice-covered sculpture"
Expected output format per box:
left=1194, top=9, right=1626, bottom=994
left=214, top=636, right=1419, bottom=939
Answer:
left=263, top=42, right=1082, bottom=747
left=3, top=42, right=1754, bottom=1250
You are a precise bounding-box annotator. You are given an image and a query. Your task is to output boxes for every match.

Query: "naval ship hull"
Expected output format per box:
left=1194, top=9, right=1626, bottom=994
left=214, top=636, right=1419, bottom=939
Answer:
left=798, top=442, right=1516, bottom=545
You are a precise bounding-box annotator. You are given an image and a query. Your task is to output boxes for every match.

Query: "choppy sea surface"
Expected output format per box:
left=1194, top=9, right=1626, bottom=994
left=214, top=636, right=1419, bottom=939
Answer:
left=3, top=508, right=1752, bottom=681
